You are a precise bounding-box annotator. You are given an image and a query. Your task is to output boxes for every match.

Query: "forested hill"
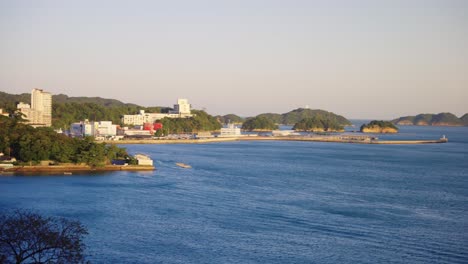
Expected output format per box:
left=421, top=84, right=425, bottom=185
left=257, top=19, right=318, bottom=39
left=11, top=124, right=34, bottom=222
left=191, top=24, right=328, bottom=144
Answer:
left=0, top=91, right=170, bottom=129
left=52, top=94, right=140, bottom=107
left=0, top=91, right=139, bottom=109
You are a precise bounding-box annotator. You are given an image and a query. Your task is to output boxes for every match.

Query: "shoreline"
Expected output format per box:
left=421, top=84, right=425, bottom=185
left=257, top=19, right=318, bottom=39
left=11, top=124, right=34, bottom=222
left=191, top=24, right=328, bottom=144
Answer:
left=0, top=164, right=155, bottom=175
left=103, top=136, right=448, bottom=145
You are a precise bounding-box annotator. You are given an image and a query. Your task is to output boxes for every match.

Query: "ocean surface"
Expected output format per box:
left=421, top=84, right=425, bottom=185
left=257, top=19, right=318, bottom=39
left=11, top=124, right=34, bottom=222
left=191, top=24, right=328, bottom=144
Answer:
left=1, top=125, right=467, bottom=264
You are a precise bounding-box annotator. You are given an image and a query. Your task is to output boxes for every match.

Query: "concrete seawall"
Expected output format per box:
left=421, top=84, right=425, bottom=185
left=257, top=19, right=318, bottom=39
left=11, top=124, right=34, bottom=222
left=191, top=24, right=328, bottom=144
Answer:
left=105, top=136, right=447, bottom=145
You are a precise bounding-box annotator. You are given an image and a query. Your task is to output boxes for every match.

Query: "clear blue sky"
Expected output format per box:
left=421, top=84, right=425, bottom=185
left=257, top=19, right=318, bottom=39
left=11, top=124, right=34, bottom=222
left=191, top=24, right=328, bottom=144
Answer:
left=1, top=0, right=467, bottom=119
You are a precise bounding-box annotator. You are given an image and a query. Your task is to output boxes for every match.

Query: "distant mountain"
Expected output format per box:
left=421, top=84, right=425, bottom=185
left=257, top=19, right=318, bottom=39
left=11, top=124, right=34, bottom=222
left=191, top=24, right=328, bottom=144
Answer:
left=0, top=91, right=139, bottom=109
left=460, top=113, right=468, bottom=126
left=52, top=94, right=140, bottom=107
left=0, top=91, right=31, bottom=111
left=392, top=113, right=466, bottom=126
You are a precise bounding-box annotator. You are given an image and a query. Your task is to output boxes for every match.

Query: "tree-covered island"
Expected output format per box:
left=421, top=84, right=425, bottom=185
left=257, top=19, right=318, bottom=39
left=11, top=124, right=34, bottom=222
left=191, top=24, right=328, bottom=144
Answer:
left=360, top=120, right=399, bottom=133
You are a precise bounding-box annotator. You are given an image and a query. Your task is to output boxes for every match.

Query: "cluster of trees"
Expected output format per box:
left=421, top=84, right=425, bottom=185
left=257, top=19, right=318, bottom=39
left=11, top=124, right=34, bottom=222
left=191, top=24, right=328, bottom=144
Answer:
left=216, top=114, right=245, bottom=125
left=155, top=110, right=222, bottom=136
left=0, top=115, right=130, bottom=166
left=52, top=102, right=140, bottom=129
left=241, top=116, right=278, bottom=131
left=293, top=117, right=344, bottom=132
left=0, top=210, right=88, bottom=264
left=282, top=108, right=351, bottom=126
left=360, top=120, right=398, bottom=131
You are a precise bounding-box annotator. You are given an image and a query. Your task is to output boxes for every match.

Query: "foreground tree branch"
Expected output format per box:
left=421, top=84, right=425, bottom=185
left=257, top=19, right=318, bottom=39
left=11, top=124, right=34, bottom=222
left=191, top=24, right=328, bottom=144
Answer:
left=0, top=210, right=88, bottom=264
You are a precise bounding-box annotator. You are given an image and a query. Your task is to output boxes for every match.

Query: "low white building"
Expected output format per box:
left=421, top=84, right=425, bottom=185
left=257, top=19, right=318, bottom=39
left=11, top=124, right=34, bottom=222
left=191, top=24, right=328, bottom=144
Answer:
left=70, top=120, right=117, bottom=137
left=0, top=108, right=9, bottom=117
left=122, top=99, right=193, bottom=126
left=219, top=124, right=242, bottom=137
left=134, top=154, right=153, bottom=166
left=122, top=128, right=152, bottom=137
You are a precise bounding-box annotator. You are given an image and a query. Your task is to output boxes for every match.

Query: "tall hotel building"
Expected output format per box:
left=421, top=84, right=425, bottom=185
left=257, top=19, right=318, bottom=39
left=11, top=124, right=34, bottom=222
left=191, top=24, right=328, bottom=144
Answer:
left=17, top=88, right=52, bottom=127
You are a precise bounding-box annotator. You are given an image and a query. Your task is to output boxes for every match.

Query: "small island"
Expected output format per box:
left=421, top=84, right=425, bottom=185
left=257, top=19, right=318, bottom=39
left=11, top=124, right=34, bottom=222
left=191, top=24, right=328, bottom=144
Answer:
left=360, top=120, right=399, bottom=134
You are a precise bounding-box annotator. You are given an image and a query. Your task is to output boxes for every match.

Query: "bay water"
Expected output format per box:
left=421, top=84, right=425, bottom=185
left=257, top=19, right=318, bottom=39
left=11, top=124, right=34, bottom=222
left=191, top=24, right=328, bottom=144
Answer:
left=1, top=125, right=467, bottom=263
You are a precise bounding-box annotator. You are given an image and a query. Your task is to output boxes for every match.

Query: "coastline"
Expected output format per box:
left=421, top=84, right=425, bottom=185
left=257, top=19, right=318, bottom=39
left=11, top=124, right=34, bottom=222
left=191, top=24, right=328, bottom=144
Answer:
left=103, top=136, right=448, bottom=145
left=0, top=164, right=155, bottom=175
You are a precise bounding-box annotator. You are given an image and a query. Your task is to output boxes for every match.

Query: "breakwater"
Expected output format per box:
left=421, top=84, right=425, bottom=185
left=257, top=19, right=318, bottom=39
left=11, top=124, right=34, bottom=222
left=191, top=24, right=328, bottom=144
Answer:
left=105, top=136, right=447, bottom=145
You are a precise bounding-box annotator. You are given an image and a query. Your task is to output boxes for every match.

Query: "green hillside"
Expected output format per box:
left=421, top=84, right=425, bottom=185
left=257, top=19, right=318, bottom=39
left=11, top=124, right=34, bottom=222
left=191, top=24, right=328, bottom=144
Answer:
left=250, top=108, right=351, bottom=126
left=281, top=108, right=351, bottom=126
left=0, top=91, right=197, bottom=129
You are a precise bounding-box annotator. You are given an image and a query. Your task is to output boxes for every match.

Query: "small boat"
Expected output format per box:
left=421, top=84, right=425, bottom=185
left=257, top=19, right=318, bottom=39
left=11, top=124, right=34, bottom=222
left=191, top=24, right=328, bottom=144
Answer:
left=63, top=172, right=73, bottom=175
left=176, top=163, right=191, bottom=169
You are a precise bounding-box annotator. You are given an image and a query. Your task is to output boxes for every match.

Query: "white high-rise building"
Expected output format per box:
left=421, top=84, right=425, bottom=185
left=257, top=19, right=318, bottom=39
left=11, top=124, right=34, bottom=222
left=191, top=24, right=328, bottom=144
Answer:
left=70, top=120, right=117, bottom=138
left=17, top=88, right=52, bottom=127
left=173, top=99, right=191, bottom=115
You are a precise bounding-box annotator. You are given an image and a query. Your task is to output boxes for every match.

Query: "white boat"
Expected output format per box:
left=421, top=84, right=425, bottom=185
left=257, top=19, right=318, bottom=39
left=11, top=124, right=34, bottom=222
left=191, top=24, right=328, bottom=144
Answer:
left=176, top=163, right=191, bottom=169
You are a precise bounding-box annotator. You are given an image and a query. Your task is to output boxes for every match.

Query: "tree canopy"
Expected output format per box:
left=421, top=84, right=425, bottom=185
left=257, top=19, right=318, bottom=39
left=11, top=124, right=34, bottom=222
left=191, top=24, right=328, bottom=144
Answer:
left=156, top=110, right=222, bottom=135
left=0, top=210, right=88, bottom=264
left=293, top=116, right=344, bottom=132
left=215, top=114, right=245, bottom=125
left=0, top=115, right=129, bottom=166
left=360, top=120, right=398, bottom=131
left=241, top=116, right=278, bottom=131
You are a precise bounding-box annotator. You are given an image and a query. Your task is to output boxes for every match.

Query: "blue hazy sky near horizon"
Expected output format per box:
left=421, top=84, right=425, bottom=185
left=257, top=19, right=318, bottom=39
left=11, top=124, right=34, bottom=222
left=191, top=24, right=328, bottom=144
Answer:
left=0, top=0, right=467, bottom=119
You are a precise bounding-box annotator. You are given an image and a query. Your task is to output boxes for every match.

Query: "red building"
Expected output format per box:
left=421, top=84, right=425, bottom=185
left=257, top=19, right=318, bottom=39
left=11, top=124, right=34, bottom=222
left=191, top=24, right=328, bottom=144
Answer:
left=143, top=122, right=163, bottom=131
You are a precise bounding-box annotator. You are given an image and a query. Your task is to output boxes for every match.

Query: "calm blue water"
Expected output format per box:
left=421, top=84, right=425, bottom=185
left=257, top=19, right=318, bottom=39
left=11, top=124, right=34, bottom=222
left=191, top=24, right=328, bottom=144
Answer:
left=1, top=125, right=468, bottom=263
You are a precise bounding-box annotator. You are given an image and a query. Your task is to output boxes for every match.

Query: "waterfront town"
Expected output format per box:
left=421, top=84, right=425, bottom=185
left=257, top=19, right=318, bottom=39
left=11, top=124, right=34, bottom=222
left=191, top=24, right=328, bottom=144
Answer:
left=8, top=89, right=242, bottom=141
left=1, top=88, right=449, bottom=146
left=0, top=89, right=451, bottom=174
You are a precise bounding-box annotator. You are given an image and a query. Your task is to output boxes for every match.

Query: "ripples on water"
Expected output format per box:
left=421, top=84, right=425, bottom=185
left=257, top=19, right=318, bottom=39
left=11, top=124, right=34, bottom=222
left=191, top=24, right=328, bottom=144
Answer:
left=1, top=126, right=467, bottom=263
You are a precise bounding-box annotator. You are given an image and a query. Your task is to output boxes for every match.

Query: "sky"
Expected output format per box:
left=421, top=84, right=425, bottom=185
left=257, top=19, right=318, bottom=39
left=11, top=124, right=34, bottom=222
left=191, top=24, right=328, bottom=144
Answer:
left=0, top=0, right=467, bottom=119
